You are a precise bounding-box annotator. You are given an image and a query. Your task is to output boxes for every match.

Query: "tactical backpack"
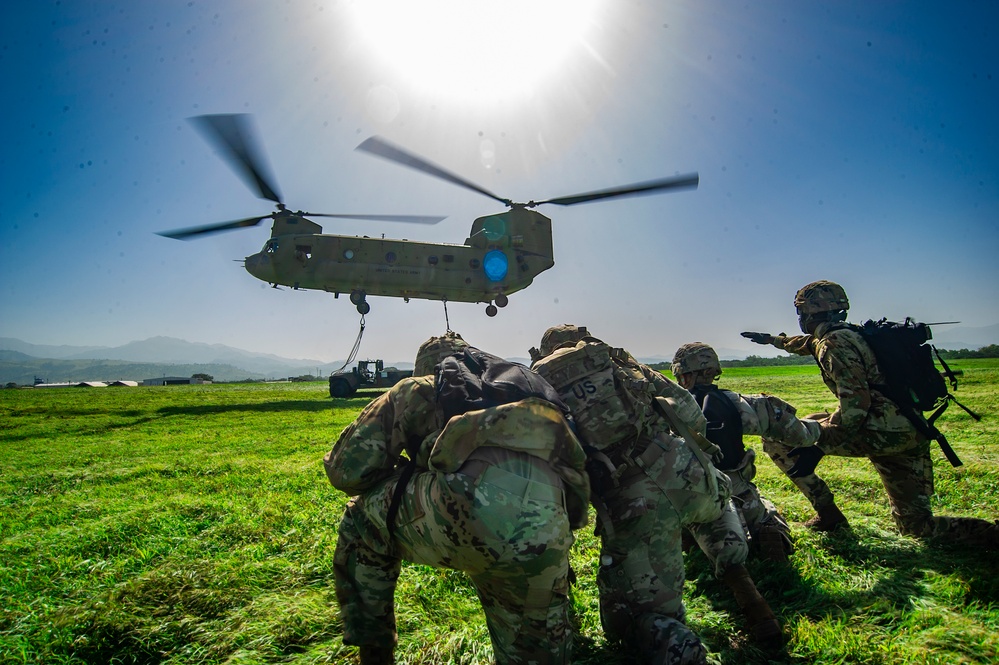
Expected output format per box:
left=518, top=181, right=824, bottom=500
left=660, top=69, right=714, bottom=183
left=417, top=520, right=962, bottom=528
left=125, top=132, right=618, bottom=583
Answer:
left=532, top=340, right=654, bottom=453
left=854, top=317, right=981, bottom=467
left=435, top=347, right=573, bottom=423
left=388, top=347, right=573, bottom=535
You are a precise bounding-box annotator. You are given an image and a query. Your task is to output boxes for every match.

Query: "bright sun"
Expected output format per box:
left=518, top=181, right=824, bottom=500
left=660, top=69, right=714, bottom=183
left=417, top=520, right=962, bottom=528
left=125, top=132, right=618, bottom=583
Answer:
left=346, top=0, right=604, bottom=103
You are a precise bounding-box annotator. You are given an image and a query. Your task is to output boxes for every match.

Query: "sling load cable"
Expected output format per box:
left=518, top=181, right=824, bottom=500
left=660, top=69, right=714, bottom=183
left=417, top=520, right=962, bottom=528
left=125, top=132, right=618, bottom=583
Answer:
left=331, top=313, right=366, bottom=374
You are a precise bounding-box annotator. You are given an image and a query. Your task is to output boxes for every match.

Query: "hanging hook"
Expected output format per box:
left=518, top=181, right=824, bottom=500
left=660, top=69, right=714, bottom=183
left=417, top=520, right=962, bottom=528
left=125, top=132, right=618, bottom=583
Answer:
left=442, top=297, right=451, bottom=333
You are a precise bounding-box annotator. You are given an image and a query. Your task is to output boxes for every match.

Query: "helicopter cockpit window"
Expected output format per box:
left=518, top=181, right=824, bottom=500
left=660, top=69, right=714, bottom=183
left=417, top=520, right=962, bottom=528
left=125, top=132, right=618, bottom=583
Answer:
left=483, top=250, right=509, bottom=282
left=264, top=239, right=279, bottom=254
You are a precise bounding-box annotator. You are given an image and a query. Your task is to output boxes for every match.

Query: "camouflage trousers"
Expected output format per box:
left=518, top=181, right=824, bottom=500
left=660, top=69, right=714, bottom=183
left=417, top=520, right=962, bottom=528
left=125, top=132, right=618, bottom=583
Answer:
left=333, top=451, right=575, bottom=665
left=814, top=417, right=933, bottom=535
left=594, top=431, right=725, bottom=664
left=815, top=418, right=998, bottom=543
left=689, top=450, right=791, bottom=574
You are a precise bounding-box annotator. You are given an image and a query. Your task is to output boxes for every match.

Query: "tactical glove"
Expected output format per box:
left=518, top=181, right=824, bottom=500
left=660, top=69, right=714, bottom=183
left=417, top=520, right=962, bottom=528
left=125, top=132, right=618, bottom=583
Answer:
left=741, top=331, right=774, bottom=345
left=787, top=445, right=825, bottom=478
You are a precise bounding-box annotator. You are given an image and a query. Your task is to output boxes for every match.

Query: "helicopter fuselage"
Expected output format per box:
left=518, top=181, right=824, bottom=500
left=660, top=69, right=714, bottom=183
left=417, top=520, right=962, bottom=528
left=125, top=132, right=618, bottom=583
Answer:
left=244, top=207, right=555, bottom=307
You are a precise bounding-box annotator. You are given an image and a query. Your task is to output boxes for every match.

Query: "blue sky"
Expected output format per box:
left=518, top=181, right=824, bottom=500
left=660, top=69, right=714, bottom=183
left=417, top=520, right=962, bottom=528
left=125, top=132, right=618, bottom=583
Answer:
left=1, top=1, right=996, bottom=364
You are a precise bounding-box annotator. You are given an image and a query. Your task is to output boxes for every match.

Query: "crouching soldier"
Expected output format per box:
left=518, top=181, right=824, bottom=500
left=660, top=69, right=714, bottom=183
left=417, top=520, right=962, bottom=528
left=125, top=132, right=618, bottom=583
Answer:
left=531, top=325, right=781, bottom=662
left=745, top=279, right=999, bottom=547
left=671, top=342, right=818, bottom=562
left=325, top=332, right=591, bottom=665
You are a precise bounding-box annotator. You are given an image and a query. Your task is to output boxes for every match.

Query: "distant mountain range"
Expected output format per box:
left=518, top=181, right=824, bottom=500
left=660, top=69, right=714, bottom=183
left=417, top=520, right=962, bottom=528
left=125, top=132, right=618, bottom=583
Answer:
left=0, top=336, right=412, bottom=385
left=2, top=323, right=996, bottom=386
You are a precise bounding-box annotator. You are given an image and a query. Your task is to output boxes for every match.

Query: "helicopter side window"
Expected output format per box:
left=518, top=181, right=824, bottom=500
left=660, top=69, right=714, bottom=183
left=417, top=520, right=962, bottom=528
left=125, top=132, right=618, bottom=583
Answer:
left=264, top=239, right=279, bottom=254
left=428, top=256, right=439, bottom=265
left=385, top=251, right=397, bottom=264
left=296, top=245, right=312, bottom=260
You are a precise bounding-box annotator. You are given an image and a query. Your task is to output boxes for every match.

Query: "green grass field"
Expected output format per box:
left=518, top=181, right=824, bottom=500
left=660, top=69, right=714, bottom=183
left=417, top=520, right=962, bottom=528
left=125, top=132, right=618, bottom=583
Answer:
left=2, top=361, right=997, bottom=664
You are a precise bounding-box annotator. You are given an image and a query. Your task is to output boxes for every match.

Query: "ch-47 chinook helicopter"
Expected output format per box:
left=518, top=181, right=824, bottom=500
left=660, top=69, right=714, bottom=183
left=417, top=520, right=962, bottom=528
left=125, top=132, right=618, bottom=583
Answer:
left=159, top=113, right=699, bottom=316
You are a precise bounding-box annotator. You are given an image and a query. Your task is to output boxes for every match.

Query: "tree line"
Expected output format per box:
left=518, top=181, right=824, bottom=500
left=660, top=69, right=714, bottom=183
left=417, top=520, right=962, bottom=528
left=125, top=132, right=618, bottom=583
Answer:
left=648, top=344, right=999, bottom=372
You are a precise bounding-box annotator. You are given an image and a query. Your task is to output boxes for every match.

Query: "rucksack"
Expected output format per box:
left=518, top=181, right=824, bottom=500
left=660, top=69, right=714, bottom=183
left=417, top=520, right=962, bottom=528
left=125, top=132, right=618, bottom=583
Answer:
left=854, top=317, right=981, bottom=467
left=388, top=346, right=572, bottom=535
left=531, top=340, right=651, bottom=453
left=435, top=347, right=573, bottom=423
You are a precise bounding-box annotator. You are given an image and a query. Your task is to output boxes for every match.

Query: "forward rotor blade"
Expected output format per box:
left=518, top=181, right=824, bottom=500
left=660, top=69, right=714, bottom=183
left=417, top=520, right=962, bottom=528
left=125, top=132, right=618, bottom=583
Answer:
left=533, top=173, right=700, bottom=207
left=307, top=213, right=447, bottom=224
left=189, top=114, right=283, bottom=204
left=356, top=136, right=511, bottom=206
left=156, top=215, right=270, bottom=240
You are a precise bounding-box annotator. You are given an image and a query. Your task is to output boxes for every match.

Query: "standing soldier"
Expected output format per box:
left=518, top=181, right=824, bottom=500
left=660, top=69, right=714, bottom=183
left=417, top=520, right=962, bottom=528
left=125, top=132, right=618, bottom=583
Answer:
left=744, top=280, right=999, bottom=547
left=670, top=342, right=818, bottom=561
left=531, top=325, right=781, bottom=663
left=326, top=332, right=591, bottom=665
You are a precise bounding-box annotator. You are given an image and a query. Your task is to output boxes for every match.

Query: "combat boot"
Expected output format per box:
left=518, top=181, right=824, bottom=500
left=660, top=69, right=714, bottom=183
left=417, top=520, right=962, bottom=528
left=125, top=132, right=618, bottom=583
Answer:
left=721, top=564, right=782, bottom=648
left=359, top=645, right=394, bottom=665
left=802, top=504, right=848, bottom=532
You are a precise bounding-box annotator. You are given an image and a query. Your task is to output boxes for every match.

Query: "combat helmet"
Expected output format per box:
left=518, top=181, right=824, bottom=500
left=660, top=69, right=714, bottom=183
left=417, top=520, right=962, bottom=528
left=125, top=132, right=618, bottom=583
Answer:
left=794, top=280, right=850, bottom=315
left=414, top=331, right=469, bottom=376
left=671, top=342, right=722, bottom=381
left=537, top=324, right=590, bottom=359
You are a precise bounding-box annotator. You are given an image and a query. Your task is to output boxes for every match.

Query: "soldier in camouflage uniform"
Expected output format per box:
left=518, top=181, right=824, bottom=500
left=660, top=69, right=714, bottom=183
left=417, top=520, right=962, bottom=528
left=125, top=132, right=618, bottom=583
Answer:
left=531, top=325, right=781, bottom=662
left=326, top=332, right=591, bottom=665
left=745, top=280, right=999, bottom=546
left=671, top=342, right=815, bottom=562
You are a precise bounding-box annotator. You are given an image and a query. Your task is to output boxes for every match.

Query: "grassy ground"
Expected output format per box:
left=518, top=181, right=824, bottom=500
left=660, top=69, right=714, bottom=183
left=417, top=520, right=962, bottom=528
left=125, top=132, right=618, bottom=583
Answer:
left=1, top=361, right=997, bottom=664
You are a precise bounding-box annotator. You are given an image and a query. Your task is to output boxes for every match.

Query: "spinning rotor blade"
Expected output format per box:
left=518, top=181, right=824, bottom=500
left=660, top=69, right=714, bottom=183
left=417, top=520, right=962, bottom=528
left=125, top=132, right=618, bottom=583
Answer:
left=189, top=114, right=283, bottom=204
left=156, top=215, right=270, bottom=240
left=532, top=173, right=700, bottom=207
left=356, top=136, right=511, bottom=207
left=307, top=213, right=446, bottom=224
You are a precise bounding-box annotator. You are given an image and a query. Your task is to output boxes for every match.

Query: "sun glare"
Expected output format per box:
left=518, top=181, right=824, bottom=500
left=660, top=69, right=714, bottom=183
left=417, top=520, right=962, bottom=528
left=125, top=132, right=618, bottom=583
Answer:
left=346, top=0, right=603, bottom=103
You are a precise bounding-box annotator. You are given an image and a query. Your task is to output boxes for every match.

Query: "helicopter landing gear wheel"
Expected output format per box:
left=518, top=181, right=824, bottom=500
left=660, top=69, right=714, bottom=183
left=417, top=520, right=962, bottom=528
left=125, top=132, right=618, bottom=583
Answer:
left=356, top=301, right=371, bottom=315
left=349, top=290, right=366, bottom=306
left=495, top=294, right=508, bottom=308
left=486, top=304, right=498, bottom=317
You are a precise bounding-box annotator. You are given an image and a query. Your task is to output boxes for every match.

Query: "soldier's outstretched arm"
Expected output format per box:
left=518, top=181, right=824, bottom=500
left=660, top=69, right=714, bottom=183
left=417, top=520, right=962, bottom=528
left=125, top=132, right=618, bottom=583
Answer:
left=324, top=377, right=438, bottom=494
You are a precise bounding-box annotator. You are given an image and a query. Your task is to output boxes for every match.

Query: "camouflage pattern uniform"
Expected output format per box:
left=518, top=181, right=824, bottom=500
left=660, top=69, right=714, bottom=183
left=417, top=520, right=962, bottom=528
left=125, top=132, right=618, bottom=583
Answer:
left=777, top=323, right=997, bottom=541
left=532, top=326, right=735, bottom=664
left=765, top=280, right=999, bottom=545
left=671, top=343, right=810, bottom=563
left=326, top=341, right=590, bottom=665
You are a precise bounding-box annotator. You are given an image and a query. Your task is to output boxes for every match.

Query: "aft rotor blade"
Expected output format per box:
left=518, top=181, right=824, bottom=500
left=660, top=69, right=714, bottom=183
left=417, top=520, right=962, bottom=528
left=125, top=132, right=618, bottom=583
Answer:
left=189, top=114, right=283, bottom=204
left=533, top=173, right=700, bottom=207
left=156, top=215, right=270, bottom=240
left=307, top=213, right=447, bottom=224
left=356, top=136, right=511, bottom=206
